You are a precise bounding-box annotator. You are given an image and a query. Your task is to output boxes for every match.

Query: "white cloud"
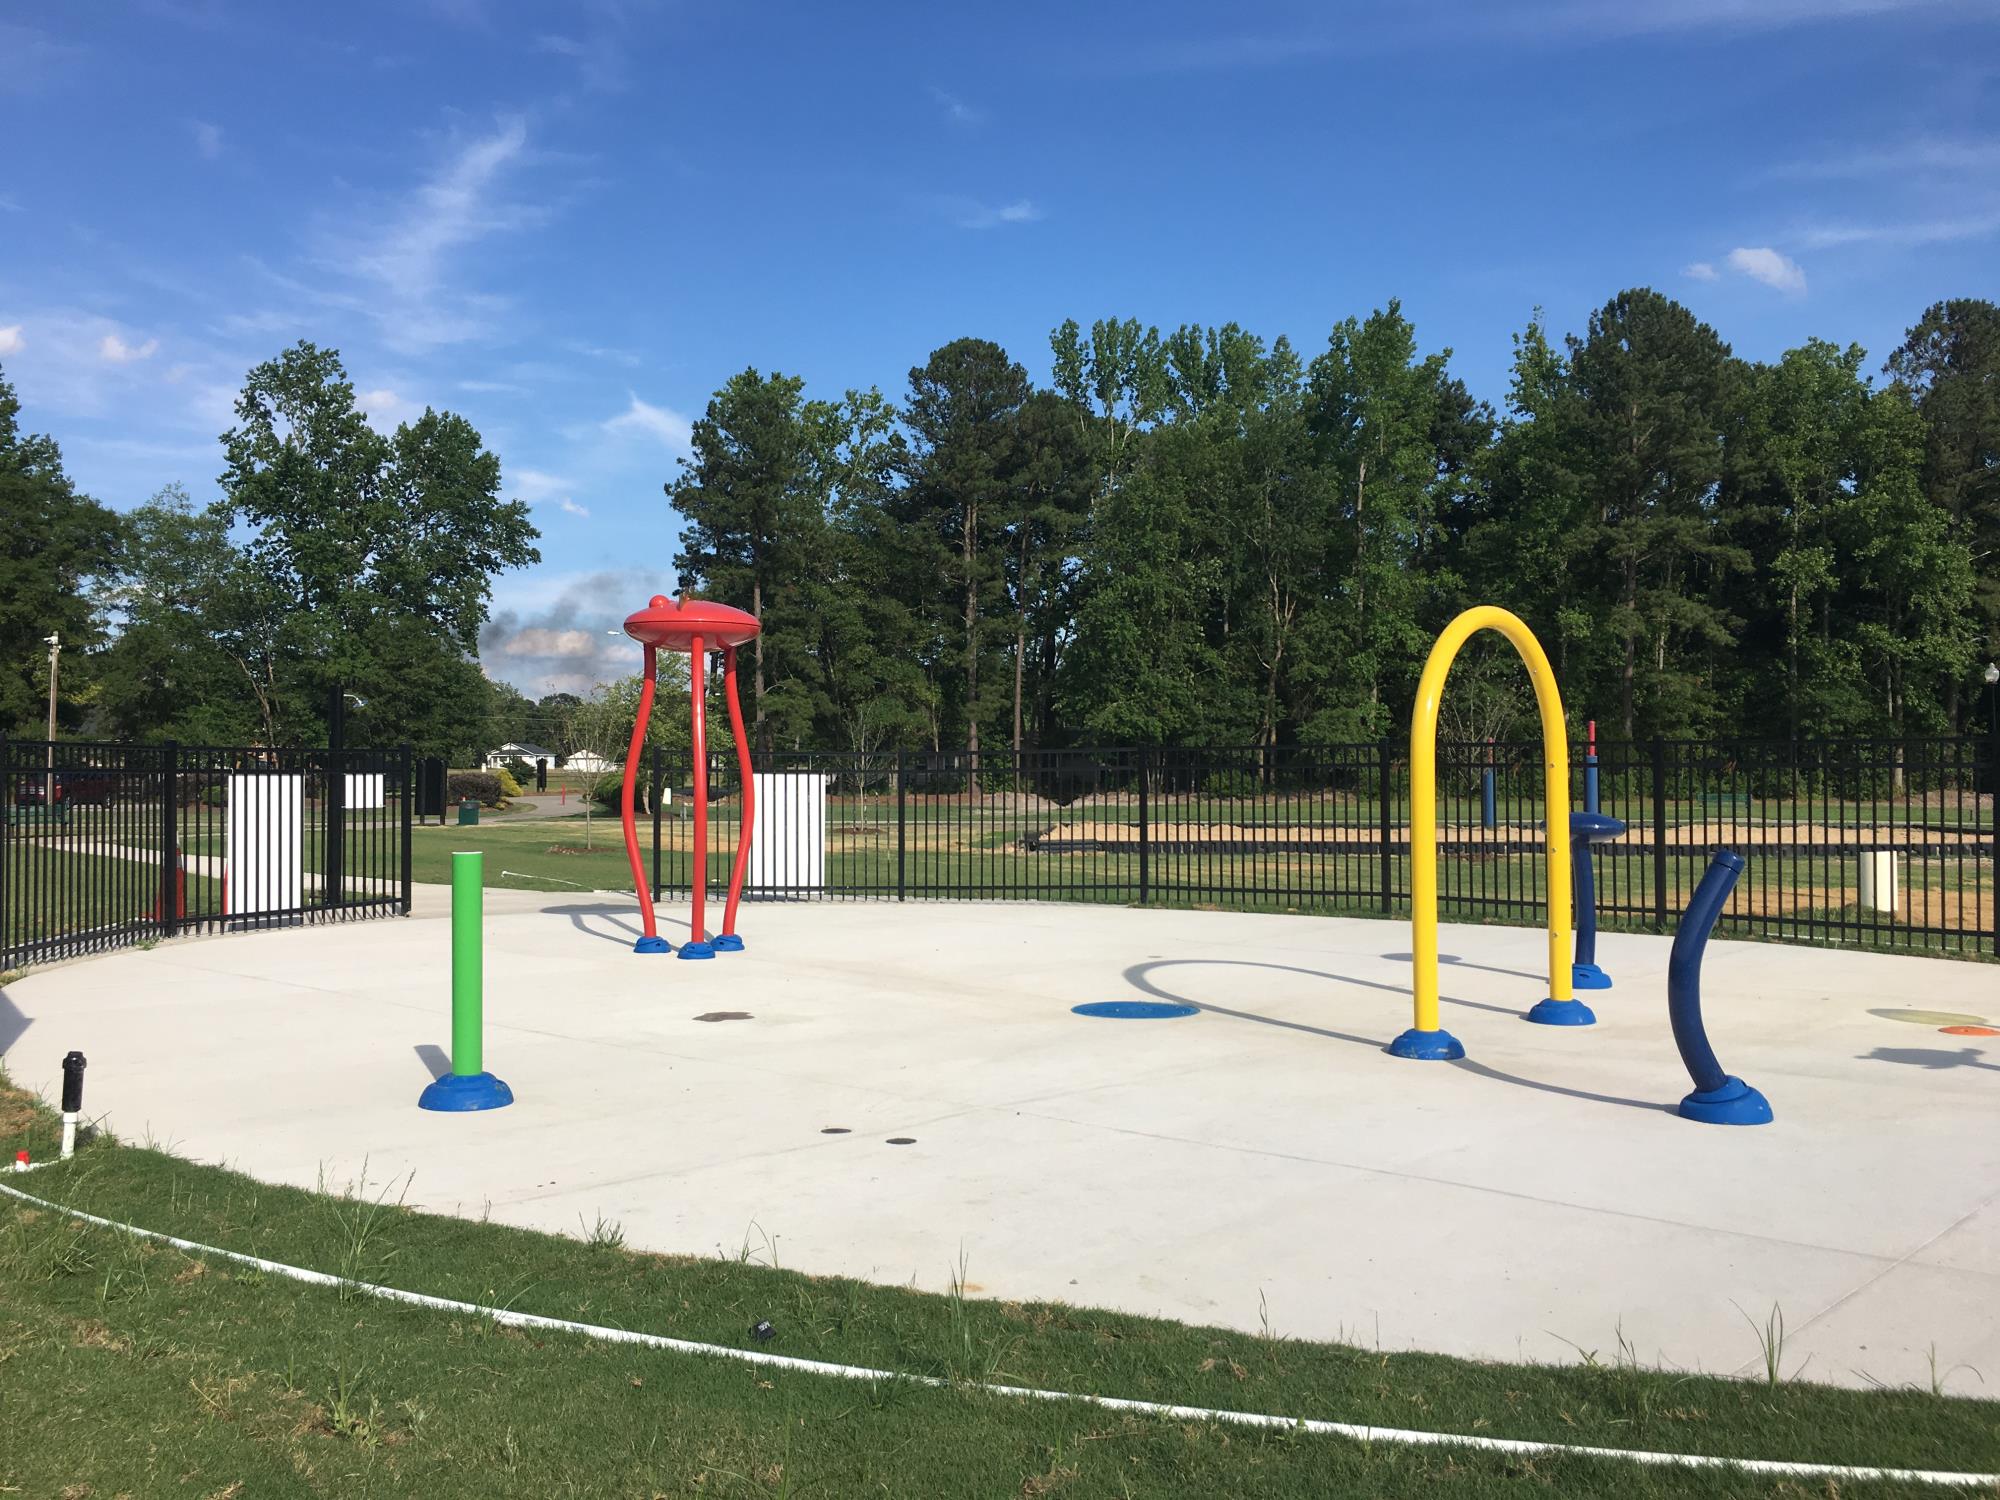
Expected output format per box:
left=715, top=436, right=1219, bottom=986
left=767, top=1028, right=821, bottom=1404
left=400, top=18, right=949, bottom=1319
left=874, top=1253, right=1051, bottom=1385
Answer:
left=357, top=387, right=416, bottom=432
left=0, top=194, right=20, bottom=213
left=191, top=120, right=223, bottom=160
left=929, top=86, right=982, bottom=126
left=1682, top=261, right=1719, bottom=282
left=99, top=333, right=160, bottom=363
left=459, top=378, right=527, bottom=393
left=500, top=626, right=598, bottom=658
left=947, top=196, right=1043, bottom=230
left=558, top=498, right=590, bottom=518
left=0, top=325, right=22, bottom=355
left=509, top=467, right=574, bottom=502
left=1769, top=136, right=2000, bottom=181
left=310, top=116, right=545, bottom=352
left=1798, top=211, right=2000, bottom=250
left=1725, top=245, right=1807, bottom=294
left=603, top=392, right=692, bottom=450
left=535, top=30, right=628, bottom=90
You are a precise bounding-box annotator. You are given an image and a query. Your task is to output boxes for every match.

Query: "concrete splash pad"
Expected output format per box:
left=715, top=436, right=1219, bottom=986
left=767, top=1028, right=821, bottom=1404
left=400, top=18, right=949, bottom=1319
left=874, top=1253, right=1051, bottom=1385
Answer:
left=4, top=897, right=1996, bottom=1391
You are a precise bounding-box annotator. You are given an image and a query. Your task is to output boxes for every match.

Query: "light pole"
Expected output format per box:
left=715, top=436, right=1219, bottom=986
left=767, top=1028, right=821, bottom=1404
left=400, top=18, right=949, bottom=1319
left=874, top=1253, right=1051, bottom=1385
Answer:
left=43, top=632, right=60, bottom=806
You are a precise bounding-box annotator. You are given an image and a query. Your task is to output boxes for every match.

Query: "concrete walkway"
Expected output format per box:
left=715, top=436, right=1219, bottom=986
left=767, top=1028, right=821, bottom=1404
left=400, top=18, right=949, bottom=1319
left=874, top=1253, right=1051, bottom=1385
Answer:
left=4, top=897, right=1996, bottom=1392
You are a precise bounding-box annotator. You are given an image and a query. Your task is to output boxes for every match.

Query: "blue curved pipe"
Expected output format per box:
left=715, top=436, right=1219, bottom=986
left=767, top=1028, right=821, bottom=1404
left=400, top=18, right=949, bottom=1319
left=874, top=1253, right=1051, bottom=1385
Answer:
left=1668, top=849, right=1772, bottom=1125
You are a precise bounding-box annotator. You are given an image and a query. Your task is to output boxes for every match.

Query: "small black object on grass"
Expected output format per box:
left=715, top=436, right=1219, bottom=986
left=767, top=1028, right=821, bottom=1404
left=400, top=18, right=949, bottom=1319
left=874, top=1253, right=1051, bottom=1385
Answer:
left=750, top=1320, right=775, bottom=1342
left=886, top=1137, right=916, bottom=1146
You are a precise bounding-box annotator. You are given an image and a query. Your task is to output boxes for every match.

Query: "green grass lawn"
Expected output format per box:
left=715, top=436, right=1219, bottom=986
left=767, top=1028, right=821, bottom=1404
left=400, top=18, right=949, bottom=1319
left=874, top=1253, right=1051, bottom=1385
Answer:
left=2, top=1078, right=1995, bottom=1498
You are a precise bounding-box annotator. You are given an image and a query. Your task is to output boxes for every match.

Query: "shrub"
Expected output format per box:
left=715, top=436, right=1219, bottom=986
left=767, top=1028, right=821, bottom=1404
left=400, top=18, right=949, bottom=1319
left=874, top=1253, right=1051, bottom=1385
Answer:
left=492, top=765, right=525, bottom=800
left=447, top=771, right=504, bottom=808
left=591, top=771, right=627, bottom=812
left=502, top=756, right=532, bottom=783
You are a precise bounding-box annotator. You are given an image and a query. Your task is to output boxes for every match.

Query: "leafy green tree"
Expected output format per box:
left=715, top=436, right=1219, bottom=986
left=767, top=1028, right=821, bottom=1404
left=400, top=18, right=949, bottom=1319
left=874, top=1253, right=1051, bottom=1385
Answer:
left=1298, top=303, right=1481, bottom=741
left=1572, top=292, right=1747, bottom=737
left=898, top=339, right=1033, bottom=764
left=1887, top=299, right=2000, bottom=728
left=219, top=342, right=537, bottom=740
left=1002, top=390, right=1094, bottom=750
left=95, top=485, right=261, bottom=743
left=0, top=366, right=122, bottom=735
left=667, top=368, right=831, bottom=746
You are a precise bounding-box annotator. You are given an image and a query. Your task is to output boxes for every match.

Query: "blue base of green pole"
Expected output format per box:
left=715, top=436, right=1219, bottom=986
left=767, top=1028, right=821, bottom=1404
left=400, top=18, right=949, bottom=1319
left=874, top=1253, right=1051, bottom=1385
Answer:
left=418, top=1072, right=514, bottom=1112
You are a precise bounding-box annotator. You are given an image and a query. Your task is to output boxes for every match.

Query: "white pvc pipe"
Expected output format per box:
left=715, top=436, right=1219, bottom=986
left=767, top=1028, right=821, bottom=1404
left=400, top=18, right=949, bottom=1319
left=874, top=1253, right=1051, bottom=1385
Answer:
left=60, top=1111, right=77, bottom=1161
left=0, top=1178, right=1990, bottom=1490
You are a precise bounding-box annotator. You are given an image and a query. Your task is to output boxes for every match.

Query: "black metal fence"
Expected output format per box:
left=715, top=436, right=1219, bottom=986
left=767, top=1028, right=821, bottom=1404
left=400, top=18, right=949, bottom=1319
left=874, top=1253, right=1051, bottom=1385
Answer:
left=1, top=738, right=413, bottom=971
left=646, top=734, right=1999, bottom=959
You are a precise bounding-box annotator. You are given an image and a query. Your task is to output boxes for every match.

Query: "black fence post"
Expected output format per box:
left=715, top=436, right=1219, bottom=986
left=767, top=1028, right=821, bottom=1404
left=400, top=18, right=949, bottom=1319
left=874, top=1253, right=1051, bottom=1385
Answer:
left=1990, top=706, right=1999, bottom=959
left=399, top=743, right=413, bottom=916
left=1378, top=737, right=1395, bottom=915
left=0, top=735, right=10, bottom=970
left=1136, top=747, right=1150, bottom=905
left=325, top=689, right=346, bottom=912
left=159, top=741, right=180, bottom=939
left=895, top=749, right=907, bottom=902
left=1651, top=735, right=1669, bottom=929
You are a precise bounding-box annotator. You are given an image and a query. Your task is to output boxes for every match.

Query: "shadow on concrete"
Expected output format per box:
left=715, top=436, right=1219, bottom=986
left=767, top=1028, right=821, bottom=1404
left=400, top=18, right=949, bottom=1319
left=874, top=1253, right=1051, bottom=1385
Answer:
left=1444, top=1057, right=1673, bottom=1114
left=414, top=1044, right=451, bottom=1080
left=543, top=902, right=676, bottom=949
left=0, top=988, right=29, bottom=1056
left=1381, top=952, right=1548, bottom=985
left=1859, top=1045, right=1998, bottom=1073
left=1125, top=958, right=1669, bottom=1114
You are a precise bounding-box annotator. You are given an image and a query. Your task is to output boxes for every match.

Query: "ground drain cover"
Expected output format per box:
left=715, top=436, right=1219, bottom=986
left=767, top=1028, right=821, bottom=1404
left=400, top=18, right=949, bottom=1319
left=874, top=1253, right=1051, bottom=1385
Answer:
left=886, top=1137, right=916, bottom=1145
left=820, top=1127, right=850, bottom=1135
left=1071, top=1001, right=1199, bottom=1020
left=694, top=1011, right=753, bottom=1023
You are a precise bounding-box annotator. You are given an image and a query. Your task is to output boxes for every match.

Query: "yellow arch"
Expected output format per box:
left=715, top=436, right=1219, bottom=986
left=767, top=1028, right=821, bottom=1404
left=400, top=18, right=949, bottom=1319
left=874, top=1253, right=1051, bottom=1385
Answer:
left=1407, top=607, right=1572, bottom=1045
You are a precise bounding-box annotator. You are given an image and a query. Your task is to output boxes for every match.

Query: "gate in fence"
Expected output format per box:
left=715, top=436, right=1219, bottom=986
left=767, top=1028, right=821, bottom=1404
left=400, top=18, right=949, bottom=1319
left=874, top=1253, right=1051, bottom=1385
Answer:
left=1, top=738, right=413, bottom=971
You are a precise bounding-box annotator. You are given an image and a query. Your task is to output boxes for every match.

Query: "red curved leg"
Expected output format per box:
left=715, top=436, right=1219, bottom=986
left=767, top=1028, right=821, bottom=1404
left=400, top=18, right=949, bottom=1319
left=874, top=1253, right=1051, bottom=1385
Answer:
left=621, top=644, right=660, bottom=941
left=688, top=635, right=708, bottom=943
left=721, top=644, right=753, bottom=936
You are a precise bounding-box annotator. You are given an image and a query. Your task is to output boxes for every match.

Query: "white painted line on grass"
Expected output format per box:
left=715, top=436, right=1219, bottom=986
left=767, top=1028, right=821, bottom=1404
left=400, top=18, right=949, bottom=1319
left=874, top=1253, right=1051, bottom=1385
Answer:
left=1, top=1178, right=1991, bottom=1489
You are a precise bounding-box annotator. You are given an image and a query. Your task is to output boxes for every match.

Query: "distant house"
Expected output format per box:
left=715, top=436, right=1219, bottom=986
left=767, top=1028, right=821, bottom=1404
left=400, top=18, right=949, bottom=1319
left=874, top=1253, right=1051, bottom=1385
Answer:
left=562, top=749, right=617, bottom=774
left=494, top=741, right=557, bottom=765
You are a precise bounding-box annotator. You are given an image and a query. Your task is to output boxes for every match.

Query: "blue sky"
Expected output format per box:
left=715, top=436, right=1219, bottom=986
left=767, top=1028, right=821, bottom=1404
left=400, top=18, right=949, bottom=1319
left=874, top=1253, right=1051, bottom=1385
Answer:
left=2, top=0, right=1996, bottom=696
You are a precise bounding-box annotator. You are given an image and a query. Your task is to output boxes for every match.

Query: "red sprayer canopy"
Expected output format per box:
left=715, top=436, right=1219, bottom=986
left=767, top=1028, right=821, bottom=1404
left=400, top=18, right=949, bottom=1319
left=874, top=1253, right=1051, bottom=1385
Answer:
left=622, top=594, right=760, bottom=652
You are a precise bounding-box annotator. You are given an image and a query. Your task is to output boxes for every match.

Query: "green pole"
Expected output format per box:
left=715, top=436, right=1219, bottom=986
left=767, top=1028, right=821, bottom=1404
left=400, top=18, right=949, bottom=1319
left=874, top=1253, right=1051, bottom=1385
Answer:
left=452, top=850, right=483, bottom=1077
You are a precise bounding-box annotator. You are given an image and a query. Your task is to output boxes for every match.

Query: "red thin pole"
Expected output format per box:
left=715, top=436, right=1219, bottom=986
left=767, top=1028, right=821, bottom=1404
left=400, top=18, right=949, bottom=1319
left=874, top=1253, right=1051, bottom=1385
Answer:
left=621, top=643, right=659, bottom=941
left=689, top=635, right=708, bottom=943
left=721, top=643, right=753, bottom=936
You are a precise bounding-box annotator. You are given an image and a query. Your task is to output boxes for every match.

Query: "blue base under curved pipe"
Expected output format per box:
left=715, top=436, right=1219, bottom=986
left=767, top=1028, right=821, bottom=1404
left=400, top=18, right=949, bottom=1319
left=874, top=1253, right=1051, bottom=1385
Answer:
left=1571, top=962, right=1613, bottom=990
left=1525, top=997, right=1597, bottom=1026
left=417, top=1072, right=514, bottom=1112
left=1387, top=1027, right=1464, bottom=1060
left=1678, top=1075, right=1773, bottom=1125
left=633, top=935, right=672, bottom=954
left=677, top=940, right=717, bottom=960
left=710, top=933, right=745, bottom=952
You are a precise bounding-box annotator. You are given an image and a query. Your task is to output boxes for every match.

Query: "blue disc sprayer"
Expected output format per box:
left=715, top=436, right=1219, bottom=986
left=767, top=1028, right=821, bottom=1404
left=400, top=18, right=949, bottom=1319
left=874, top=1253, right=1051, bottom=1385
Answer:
left=1668, top=849, right=1773, bottom=1126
